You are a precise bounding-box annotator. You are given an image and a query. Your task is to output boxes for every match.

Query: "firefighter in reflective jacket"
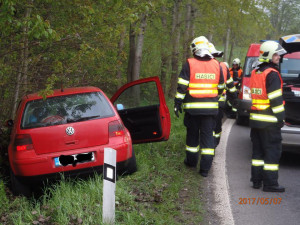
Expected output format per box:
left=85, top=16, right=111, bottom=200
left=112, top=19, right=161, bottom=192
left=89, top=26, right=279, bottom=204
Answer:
left=249, top=40, right=286, bottom=192
left=226, top=58, right=242, bottom=118
left=208, top=43, right=237, bottom=148
left=229, top=58, right=243, bottom=88
left=174, top=36, right=225, bottom=177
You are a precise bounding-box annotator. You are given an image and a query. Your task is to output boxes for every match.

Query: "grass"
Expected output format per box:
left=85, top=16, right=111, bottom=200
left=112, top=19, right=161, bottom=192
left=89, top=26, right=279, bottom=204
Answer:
left=0, top=100, right=206, bottom=225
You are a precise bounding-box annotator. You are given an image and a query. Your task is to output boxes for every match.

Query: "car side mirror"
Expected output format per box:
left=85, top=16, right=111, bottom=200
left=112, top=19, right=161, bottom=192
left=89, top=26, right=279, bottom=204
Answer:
left=5, top=119, right=14, bottom=127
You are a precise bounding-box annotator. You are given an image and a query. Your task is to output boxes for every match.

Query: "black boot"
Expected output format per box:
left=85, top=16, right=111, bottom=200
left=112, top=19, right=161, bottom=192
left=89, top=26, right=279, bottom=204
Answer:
left=199, top=169, right=208, bottom=177
left=252, top=181, right=262, bottom=189
left=184, top=158, right=196, bottom=168
left=263, top=185, right=285, bottom=192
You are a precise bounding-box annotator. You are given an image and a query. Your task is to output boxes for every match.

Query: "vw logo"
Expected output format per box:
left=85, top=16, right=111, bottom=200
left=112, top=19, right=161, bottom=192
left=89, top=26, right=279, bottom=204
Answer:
left=66, top=127, right=75, bottom=136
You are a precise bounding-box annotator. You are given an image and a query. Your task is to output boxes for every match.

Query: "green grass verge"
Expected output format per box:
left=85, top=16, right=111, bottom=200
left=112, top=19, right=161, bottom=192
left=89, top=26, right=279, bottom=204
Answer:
left=0, top=100, right=205, bottom=225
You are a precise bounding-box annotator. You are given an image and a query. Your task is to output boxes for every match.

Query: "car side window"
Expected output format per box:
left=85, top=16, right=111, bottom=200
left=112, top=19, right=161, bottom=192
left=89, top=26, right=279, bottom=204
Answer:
left=113, top=81, right=159, bottom=110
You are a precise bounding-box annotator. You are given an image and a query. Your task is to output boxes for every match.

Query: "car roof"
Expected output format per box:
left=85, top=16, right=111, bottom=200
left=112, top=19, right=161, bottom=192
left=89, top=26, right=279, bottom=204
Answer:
left=23, top=86, right=102, bottom=101
left=246, top=43, right=260, bottom=57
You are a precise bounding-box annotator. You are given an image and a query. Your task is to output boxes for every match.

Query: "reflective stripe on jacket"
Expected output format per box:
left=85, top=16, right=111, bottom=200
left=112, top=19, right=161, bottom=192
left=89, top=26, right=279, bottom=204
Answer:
left=250, top=67, right=283, bottom=125
left=187, top=58, right=220, bottom=98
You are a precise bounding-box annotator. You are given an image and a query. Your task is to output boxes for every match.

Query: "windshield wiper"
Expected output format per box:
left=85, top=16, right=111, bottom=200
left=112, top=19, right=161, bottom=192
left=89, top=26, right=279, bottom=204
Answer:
left=67, top=115, right=100, bottom=123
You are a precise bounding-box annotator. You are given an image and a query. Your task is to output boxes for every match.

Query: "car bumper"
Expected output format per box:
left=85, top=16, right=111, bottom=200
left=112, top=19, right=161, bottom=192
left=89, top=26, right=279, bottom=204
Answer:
left=11, top=142, right=132, bottom=177
left=14, top=156, right=133, bottom=185
left=237, top=99, right=252, bottom=116
left=281, top=125, right=300, bottom=146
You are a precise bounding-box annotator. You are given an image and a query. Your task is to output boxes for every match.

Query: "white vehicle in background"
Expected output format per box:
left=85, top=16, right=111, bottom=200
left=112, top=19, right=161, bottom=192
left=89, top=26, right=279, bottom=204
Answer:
left=279, top=34, right=300, bottom=147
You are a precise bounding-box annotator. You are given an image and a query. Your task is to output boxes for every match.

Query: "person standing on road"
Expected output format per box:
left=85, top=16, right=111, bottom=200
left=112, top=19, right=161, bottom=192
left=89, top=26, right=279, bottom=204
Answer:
left=229, top=58, right=243, bottom=88
left=208, top=43, right=237, bottom=148
left=226, top=58, right=243, bottom=118
left=249, top=40, right=286, bottom=192
left=174, top=36, right=225, bottom=177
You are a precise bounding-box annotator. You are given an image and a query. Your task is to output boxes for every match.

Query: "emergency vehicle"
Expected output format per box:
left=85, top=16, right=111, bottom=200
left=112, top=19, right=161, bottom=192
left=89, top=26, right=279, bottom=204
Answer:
left=236, top=34, right=300, bottom=146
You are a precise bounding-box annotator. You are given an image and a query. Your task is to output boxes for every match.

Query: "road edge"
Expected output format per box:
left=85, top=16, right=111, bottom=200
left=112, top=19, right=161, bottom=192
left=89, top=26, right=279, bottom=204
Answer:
left=210, top=118, right=235, bottom=225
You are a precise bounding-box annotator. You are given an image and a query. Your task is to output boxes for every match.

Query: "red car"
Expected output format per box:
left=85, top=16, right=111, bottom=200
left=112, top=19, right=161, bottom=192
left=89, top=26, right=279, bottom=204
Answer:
left=8, top=76, right=171, bottom=196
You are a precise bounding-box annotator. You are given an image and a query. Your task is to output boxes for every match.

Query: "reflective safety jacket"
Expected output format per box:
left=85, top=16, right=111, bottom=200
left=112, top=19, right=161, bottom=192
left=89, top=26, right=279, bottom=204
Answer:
left=229, top=68, right=243, bottom=86
left=188, top=58, right=220, bottom=98
left=219, top=62, right=236, bottom=108
left=249, top=66, right=285, bottom=128
left=175, top=57, right=225, bottom=116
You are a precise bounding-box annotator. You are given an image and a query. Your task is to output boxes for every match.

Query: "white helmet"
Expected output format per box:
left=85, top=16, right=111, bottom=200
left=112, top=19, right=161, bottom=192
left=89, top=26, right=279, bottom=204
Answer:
left=232, top=58, right=241, bottom=66
left=259, top=41, right=287, bottom=62
left=190, top=36, right=209, bottom=54
left=208, top=42, right=223, bottom=57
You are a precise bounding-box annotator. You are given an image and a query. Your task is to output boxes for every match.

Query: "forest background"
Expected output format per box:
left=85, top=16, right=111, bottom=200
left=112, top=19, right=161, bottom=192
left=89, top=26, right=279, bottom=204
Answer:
left=0, top=0, right=300, bottom=124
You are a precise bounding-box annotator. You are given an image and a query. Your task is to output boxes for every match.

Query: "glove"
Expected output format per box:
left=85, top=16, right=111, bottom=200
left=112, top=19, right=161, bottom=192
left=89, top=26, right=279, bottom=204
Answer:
left=174, top=102, right=182, bottom=118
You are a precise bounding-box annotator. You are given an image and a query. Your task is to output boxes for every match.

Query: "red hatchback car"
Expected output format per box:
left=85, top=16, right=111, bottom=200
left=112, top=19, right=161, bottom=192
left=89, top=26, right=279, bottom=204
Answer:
left=8, top=76, right=171, bottom=196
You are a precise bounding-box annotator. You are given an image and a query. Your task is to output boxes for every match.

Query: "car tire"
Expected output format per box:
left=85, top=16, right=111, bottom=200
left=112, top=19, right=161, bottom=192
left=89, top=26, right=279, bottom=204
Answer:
left=236, top=114, right=249, bottom=126
left=10, top=168, right=32, bottom=197
left=121, top=148, right=137, bottom=175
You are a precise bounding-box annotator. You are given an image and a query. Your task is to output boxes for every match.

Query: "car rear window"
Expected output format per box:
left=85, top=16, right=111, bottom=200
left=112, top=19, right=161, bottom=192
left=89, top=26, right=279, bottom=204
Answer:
left=21, top=92, right=114, bottom=129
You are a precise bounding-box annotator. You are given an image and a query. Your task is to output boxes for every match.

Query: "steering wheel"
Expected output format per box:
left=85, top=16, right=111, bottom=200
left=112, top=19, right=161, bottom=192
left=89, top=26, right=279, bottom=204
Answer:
left=41, top=115, right=64, bottom=123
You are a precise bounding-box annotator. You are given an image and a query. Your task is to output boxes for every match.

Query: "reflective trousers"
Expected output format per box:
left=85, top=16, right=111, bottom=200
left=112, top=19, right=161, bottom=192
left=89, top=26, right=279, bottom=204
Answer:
left=250, top=127, right=282, bottom=186
left=214, top=106, right=224, bottom=148
left=184, top=113, right=216, bottom=171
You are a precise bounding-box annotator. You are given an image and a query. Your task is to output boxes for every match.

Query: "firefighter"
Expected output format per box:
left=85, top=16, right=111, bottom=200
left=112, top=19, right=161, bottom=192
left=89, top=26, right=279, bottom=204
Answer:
left=174, top=36, right=225, bottom=177
left=229, top=58, right=243, bottom=88
left=226, top=58, right=243, bottom=118
left=249, top=40, right=286, bottom=192
left=208, top=43, right=237, bottom=148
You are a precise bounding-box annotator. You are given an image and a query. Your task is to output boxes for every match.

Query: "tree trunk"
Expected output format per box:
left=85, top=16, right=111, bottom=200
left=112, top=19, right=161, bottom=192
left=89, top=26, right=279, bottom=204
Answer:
left=228, top=41, right=235, bottom=65
left=168, top=0, right=182, bottom=98
left=182, top=0, right=191, bottom=66
left=208, top=25, right=213, bottom=42
left=132, top=14, right=147, bottom=82
left=11, top=1, right=33, bottom=118
left=127, top=23, right=136, bottom=83
left=190, top=0, right=196, bottom=40
left=160, top=6, right=168, bottom=93
left=223, top=27, right=230, bottom=63
left=116, top=26, right=126, bottom=88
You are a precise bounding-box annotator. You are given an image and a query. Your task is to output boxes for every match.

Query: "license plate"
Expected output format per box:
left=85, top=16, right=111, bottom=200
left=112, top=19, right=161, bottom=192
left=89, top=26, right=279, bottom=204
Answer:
left=54, top=152, right=95, bottom=167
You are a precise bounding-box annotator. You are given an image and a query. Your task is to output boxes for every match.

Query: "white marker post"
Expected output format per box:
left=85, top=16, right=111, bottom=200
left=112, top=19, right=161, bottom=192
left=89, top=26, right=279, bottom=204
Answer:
left=103, top=148, right=116, bottom=224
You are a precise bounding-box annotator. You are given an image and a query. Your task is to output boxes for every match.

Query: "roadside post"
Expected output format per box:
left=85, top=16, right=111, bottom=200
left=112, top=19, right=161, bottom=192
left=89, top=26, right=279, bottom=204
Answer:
left=103, top=148, right=116, bottom=224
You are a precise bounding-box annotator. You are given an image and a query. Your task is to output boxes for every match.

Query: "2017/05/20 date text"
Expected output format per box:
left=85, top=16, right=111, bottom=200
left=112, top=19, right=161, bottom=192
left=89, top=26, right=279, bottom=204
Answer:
left=239, top=197, right=282, bottom=205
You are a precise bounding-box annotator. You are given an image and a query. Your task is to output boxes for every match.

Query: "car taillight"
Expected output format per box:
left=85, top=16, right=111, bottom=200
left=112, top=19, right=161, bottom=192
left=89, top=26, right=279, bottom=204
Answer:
left=109, top=120, right=125, bottom=137
left=14, top=134, right=33, bottom=151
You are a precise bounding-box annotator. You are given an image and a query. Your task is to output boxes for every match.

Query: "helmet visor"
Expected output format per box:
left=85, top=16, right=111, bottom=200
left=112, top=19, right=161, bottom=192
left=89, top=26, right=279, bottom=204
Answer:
left=275, top=45, right=287, bottom=56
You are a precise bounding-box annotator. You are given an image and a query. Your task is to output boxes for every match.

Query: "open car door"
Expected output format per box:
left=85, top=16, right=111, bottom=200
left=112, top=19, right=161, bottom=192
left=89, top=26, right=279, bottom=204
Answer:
left=111, top=76, right=171, bottom=144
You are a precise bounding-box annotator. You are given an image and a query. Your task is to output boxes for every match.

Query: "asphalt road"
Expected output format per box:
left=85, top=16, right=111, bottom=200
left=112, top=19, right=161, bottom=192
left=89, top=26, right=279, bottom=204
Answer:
left=226, top=121, right=300, bottom=225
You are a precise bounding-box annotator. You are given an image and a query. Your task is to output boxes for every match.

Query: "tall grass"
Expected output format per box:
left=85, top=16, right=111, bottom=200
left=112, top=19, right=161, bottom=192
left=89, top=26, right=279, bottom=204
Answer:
left=0, top=101, right=205, bottom=225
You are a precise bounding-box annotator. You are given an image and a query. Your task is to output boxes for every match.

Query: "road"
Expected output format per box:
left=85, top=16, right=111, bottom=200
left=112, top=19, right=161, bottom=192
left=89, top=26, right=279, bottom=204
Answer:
left=226, top=120, right=300, bottom=225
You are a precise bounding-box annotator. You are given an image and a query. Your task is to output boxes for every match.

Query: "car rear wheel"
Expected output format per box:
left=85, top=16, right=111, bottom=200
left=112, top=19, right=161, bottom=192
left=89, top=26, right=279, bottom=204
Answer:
left=10, top=168, right=32, bottom=197
left=121, top=148, right=137, bottom=175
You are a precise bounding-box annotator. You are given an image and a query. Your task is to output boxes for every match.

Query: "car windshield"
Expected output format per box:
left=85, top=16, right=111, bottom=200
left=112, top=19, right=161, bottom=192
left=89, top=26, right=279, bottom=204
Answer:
left=280, top=57, right=300, bottom=82
left=243, top=57, right=258, bottom=77
left=21, top=92, right=114, bottom=129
